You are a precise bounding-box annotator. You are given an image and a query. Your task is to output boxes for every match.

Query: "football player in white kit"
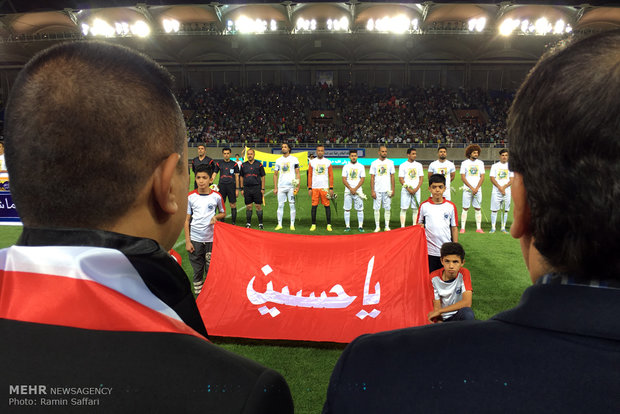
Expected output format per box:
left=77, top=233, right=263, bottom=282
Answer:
left=489, top=149, right=514, bottom=233
left=342, top=149, right=366, bottom=232
left=428, top=146, right=456, bottom=201
left=460, top=144, right=485, bottom=233
left=398, top=148, right=424, bottom=227
left=273, top=143, right=300, bottom=231
left=369, top=145, right=395, bottom=232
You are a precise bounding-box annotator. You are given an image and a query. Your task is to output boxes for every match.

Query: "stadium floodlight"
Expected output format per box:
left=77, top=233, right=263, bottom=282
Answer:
left=521, top=19, right=530, bottom=33
left=392, top=14, right=410, bottom=33
left=499, top=18, right=520, bottom=36
left=340, top=17, right=349, bottom=31
left=235, top=16, right=268, bottom=34
left=411, top=18, right=419, bottom=31
left=90, top=18, right=115, bottom=37
left=130, top=20, right=151, bottom=37
left=553, top=19, right=565, bottom=34
left=565, top=24, right=572, bottom=33
left=310, top=19, right=316, bottom=31
left=534, top=17, right=551, bottom=35
left=367, top=18, right=374, bottom=31
left=163, top=18, right=180, bottom=33
left=81, top=23, right=89, bottom=36
left=115, top=22, right=130, bottom=36
left=468, top=17, right=486, bottom=32
left=270, top=19, right=277, bottom=31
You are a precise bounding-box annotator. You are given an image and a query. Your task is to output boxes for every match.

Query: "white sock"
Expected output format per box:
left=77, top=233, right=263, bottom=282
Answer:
left=357, top=211, right=364, bottom=228
left=344, top=210, right=351, bottom=228
left=491, top=211, right=497, bottom=230
left=411, top=208, right=418, bottom=226
left=277, top=202, right=284, bottom=226
left=290, top=203, right=296, bottom=225
left=400, top=209, right=407, bottom=227
left=461, top=210, right=468, bottom=229
left=502, top=212, right=508, bottom=229
left=475, top=210, right=482, bottom=230
left=374, top=210, right=380, bottom=228
left=384, top=211, right=390, bottom=227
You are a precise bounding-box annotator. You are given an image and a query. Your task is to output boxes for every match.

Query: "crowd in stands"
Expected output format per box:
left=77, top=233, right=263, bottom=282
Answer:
left=177, top=85, right=513, bottom=146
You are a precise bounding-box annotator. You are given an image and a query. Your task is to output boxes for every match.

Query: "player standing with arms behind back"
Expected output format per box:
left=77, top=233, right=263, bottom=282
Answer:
left=398, top=148, right=424, bottom=227
left=489, top=149, right=513, bottom=233
left=369, top=145, right=395, bottom=232
left=460, top=144, right=485, bottom=233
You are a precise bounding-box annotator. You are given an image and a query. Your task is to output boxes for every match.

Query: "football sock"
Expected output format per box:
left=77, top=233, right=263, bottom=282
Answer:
left=344, top=210, right=351, bottom=227
left=325, top=206, right=331, bottom=225
left=290, top=203, right=296, bottom=225
left=411, top=208, right=418, bottom=226
left=246, top=209, right=252, bottom=225
left=277, top=203, right=284, bottom=226
left=461, top=210, right=468, bottom=229
left=311, top=206, right=317, bottom=224
left=231, top=208, right=237, bottom=225
left=400, top=209, right=407, bottom=227
left=475, top=210, right=482, bottom=230
left=257, top=210, right=263, bottom=225
left=374, top=210, right=380, bottom=228
left=384, top=211, right=390, bottom=227
left=357, top=211, right=364, bottom=228
left=502, top=212, right=508, bottom=229
left=491, top=211, right=497, bottom=229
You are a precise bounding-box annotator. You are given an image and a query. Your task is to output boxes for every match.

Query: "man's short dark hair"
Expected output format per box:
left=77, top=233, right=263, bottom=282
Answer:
left=281, top=143, right=292, bottom=151
left=4, top=41, right=185, bottom=228
left=508, top=30, right=620, bottom=279
left=222, top=147, right=231, bottom=153
left=407, top=148, right=416, bottom=154
left=438, top=146, right=447, bottom=152
left=349, top=149, right=357, bottom=155
left=465, top=144, right=481, bottom=158
left=440, top=242, right=465, bottom=261
left=429, top=174, right=446, bottom=186
left=499, top=149, right=508, bottom=156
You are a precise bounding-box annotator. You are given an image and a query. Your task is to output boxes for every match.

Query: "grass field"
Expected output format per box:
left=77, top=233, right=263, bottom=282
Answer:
left=0, top=166, right=531, bottom=414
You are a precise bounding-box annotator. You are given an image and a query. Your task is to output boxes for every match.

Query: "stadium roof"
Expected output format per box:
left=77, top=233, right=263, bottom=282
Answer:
left=0, top=1, right=618, bottom=67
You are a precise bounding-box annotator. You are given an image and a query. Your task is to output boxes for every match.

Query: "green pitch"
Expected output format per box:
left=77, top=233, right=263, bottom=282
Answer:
left=0, top=167, right=530, bottom=414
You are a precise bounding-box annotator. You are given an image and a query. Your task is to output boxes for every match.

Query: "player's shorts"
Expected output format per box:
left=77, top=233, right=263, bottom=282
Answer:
left=344, top=192, right=364, bottom=211
left=490, top=191, right=511, bottom=212
left=277, top=187, right=295, bottom=205
left=443, top=187, right=451, bottom=201
left=218, top=182, right=236, bottom=204
left=311, top=188, right=330, bottom=207
left=462, top=189, right=482, bottom=209
left=400, top=187, right=421, bottom=209
left=243, top=186, right=262, bottom=205
left=373, top=191, right=392, bottom=210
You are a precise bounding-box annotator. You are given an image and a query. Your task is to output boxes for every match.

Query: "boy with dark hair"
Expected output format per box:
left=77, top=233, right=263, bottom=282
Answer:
left=213, top=147, right=239, bottom=225
left=184, top=164, right=225, bottom=295
left=417, top=174, right=459, bottom=272
left=427, top=242, right=474, bottom=323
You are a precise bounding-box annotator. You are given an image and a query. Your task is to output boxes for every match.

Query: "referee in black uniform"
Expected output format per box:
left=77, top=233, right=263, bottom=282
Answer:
left=239, top=148, right=266, bottom=229
left=214, top=147, right=239, bottom=225
left=191, top=143, right=214, bottom=189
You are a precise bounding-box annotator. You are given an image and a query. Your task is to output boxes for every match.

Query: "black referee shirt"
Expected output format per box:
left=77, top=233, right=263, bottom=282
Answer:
left=214, top=160, right=239, bottom=185
left=240, top=161, right=265, bottom=187
left=191, top=155, right=213, bottom=174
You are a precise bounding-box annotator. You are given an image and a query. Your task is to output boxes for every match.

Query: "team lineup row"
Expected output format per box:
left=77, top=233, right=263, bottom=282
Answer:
left=189, top=143, right=514, bottom=233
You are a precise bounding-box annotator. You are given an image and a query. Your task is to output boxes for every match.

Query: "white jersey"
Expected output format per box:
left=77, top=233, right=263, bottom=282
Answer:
left=428, top=159, right=455, bottom=197
left=369, top=158, right=395, bottom=193
left=274, top=155, right=299, bottom=189
left=431, top=268, right=473, bottom=320
left=342, top=162, right=365, bottom=193
left=398, top=160, right=424, bottom=189
left=187, top=190, right=225, bottom=243
left=490, top=161, right=513, bottom=195
left=460, top=159, right=485, bottom=189
left=417, top=198, right=458, bottom=257
left=309, top=157, right=332, bottom=189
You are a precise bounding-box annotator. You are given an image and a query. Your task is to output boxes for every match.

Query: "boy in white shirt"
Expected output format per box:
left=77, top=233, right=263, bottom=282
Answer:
left=184, top=164, right=225, bottom=295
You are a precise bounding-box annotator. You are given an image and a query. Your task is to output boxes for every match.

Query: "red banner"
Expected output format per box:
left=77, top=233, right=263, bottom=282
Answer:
left=197, top=223, right=433, bottom=343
